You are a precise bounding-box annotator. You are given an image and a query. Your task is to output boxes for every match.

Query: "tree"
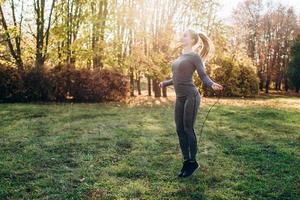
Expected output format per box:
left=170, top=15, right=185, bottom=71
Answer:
left=0, top=0, right=24, bottom=71
left=33, top=0, right=56, bottom=68
left=288, top=36, right=300, bottom=93
left=233, top=1, right=299, bottom=93
left=51, top=0, right=84, bottom=65
left=91, top=0, right=108, bottom=68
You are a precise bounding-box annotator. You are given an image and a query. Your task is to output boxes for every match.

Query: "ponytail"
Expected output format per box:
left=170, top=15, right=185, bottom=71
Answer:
left=173, top=30, right=215, bottom=61
left=196, top=31, right=215, bottom=61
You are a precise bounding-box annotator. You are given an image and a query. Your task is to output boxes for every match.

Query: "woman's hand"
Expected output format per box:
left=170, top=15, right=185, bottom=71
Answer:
left=211, top=82, right=223, bottom=91
left=159, top=82, right=164, bottom=88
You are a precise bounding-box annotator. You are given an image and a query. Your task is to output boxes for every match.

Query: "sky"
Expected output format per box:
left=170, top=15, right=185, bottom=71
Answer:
left=218, top=0, right=300, bottom=23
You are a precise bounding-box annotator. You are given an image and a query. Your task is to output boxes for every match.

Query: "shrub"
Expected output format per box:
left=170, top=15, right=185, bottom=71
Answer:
left=238, top=63, right=260, bottom=96
left=47, top=64, right=81, bottom=101
left=90, top=68, right=130, bottom=102
left=0, top=64, right=129, bottom=103
left=73, top=68, right=94, bottom=102
left=46, top=65, right=129, bottom=102
left=0, top=65, right=23, bottom=102
left=197, top=55, right=259, bottom=97
left=23, top=68, right=51, bottom=102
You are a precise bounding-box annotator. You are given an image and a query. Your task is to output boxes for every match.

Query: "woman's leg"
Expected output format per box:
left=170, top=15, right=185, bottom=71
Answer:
left=183, top=92, right=201, bottom=161
left=174, top=97, right=190, bottom=161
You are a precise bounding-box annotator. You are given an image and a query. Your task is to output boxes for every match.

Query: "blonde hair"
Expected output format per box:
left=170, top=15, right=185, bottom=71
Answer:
left=188, top=29, right=214, bottom=61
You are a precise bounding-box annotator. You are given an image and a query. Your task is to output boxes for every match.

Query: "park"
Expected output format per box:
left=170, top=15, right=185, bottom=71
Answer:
left=0, top=0, right=300, bottom=199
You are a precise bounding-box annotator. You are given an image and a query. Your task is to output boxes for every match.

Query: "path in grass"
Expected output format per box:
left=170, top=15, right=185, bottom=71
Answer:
left=0, top=97, right=299, bottom=199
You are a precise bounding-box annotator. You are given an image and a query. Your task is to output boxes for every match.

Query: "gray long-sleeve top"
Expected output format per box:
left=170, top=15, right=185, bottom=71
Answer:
left=162, top=52, right=214, bottom=97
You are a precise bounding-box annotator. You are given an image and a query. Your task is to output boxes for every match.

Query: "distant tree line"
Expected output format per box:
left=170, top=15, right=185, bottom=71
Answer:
left=0, top=0, right=299, bottom=102
left=233, top=0, right=300, bottom=93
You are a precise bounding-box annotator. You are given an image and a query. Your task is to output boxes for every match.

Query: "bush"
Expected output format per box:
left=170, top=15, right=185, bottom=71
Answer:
left=197, top=55, right=259, bottom=97
left=238, top=63, right=260, bottom=96
left=0, top=65, right=23, bottom=102
left=47, top=64, right=81, bottom=101
left=89, top=68, right=130, bottom=102
left=73, top=68, right=94, bottom=101
left=47, top=65, right=130, bottom=102
left=0, top=64, right=129, bottom=103
left=23, top=68, right=51, bottom=102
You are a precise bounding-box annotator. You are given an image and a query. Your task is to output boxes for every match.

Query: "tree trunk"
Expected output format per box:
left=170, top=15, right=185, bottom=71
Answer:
left=259, top=80, right=264, bottom=91
left=147, top=75, right=151, bottom=96
left=34, top=0, right=55, bottom=68
left=162, top=87, right=167, bottom=97
left=152, top=78, right=161, bottom=97
left=92, top=0, right=108, bottom=68
left=35, top=53, right=44, bottom=68
left=265, top=79, right=270, bottom=94
left=284, top=77, right=289, bottom=92
left=137, top=77, right=141, bottom=95
left=275, top=82, right=279, bottom=91
left=0, top=5, right=24, bottom=71
left=130, top=70, right=134, bottom=97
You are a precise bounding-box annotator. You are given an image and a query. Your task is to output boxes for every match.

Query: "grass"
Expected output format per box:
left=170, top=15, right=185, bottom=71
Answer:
left=0, top=97, right=299, bottom=200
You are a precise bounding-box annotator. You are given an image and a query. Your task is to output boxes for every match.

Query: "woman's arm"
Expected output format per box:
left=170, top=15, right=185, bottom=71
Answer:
left=162, top=78, right=173, bottom=87
left=193, top=54, right=214, bottom=88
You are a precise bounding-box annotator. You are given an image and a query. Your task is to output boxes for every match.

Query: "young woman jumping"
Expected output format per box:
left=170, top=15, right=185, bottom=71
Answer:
left=159, top=29, right=223, bottom=178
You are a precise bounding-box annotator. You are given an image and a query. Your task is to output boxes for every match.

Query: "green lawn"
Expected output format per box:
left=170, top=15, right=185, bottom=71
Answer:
left=0, top=98, right=299, bottom=200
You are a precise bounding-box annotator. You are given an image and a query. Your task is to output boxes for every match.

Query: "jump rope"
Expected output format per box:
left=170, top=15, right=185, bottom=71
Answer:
left=199, top=87, right=224, bottom=137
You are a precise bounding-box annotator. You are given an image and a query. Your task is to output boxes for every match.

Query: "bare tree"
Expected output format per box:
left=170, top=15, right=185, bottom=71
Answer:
left=91, top=0, right=108, bottom=68
left=33, top=0, right=56, bottom=68
left=0, top=0, right=24, bottom=71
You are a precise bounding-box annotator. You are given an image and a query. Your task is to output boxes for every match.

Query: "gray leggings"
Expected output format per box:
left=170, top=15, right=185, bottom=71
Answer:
left=174, top=92, right=201, bottom=161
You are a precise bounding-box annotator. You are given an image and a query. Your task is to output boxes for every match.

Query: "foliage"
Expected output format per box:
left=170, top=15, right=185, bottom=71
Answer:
left=88, top=68, right=130, bottom=102
left=288, top=36, right=300, bottom=92
left=0, top=65, right=23, bottom=102
left=47, top=65, right=130, bottom=102
left=198, top=54, right=259, bottom=97
left=0, top=65, right=129, bottom=102
left=23, top=68, right=51, bottom=102
left=47, top=64, right=81, bottom=101
left=233, top=1, right=299, bottom=92
left=1, top=0, right=299, bottom=96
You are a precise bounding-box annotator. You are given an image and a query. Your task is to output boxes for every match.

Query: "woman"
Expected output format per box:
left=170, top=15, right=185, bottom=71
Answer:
left=159, top=29, right=223, bottom=178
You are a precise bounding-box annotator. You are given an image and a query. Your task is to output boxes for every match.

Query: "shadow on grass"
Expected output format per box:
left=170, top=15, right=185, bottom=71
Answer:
left=208, top=107, right=300, bottom=200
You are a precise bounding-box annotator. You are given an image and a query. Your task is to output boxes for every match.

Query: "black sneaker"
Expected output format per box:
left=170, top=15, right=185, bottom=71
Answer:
left=182, top=160, right=199, bottom=178
left=178, top=159, right=190, bottom=177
